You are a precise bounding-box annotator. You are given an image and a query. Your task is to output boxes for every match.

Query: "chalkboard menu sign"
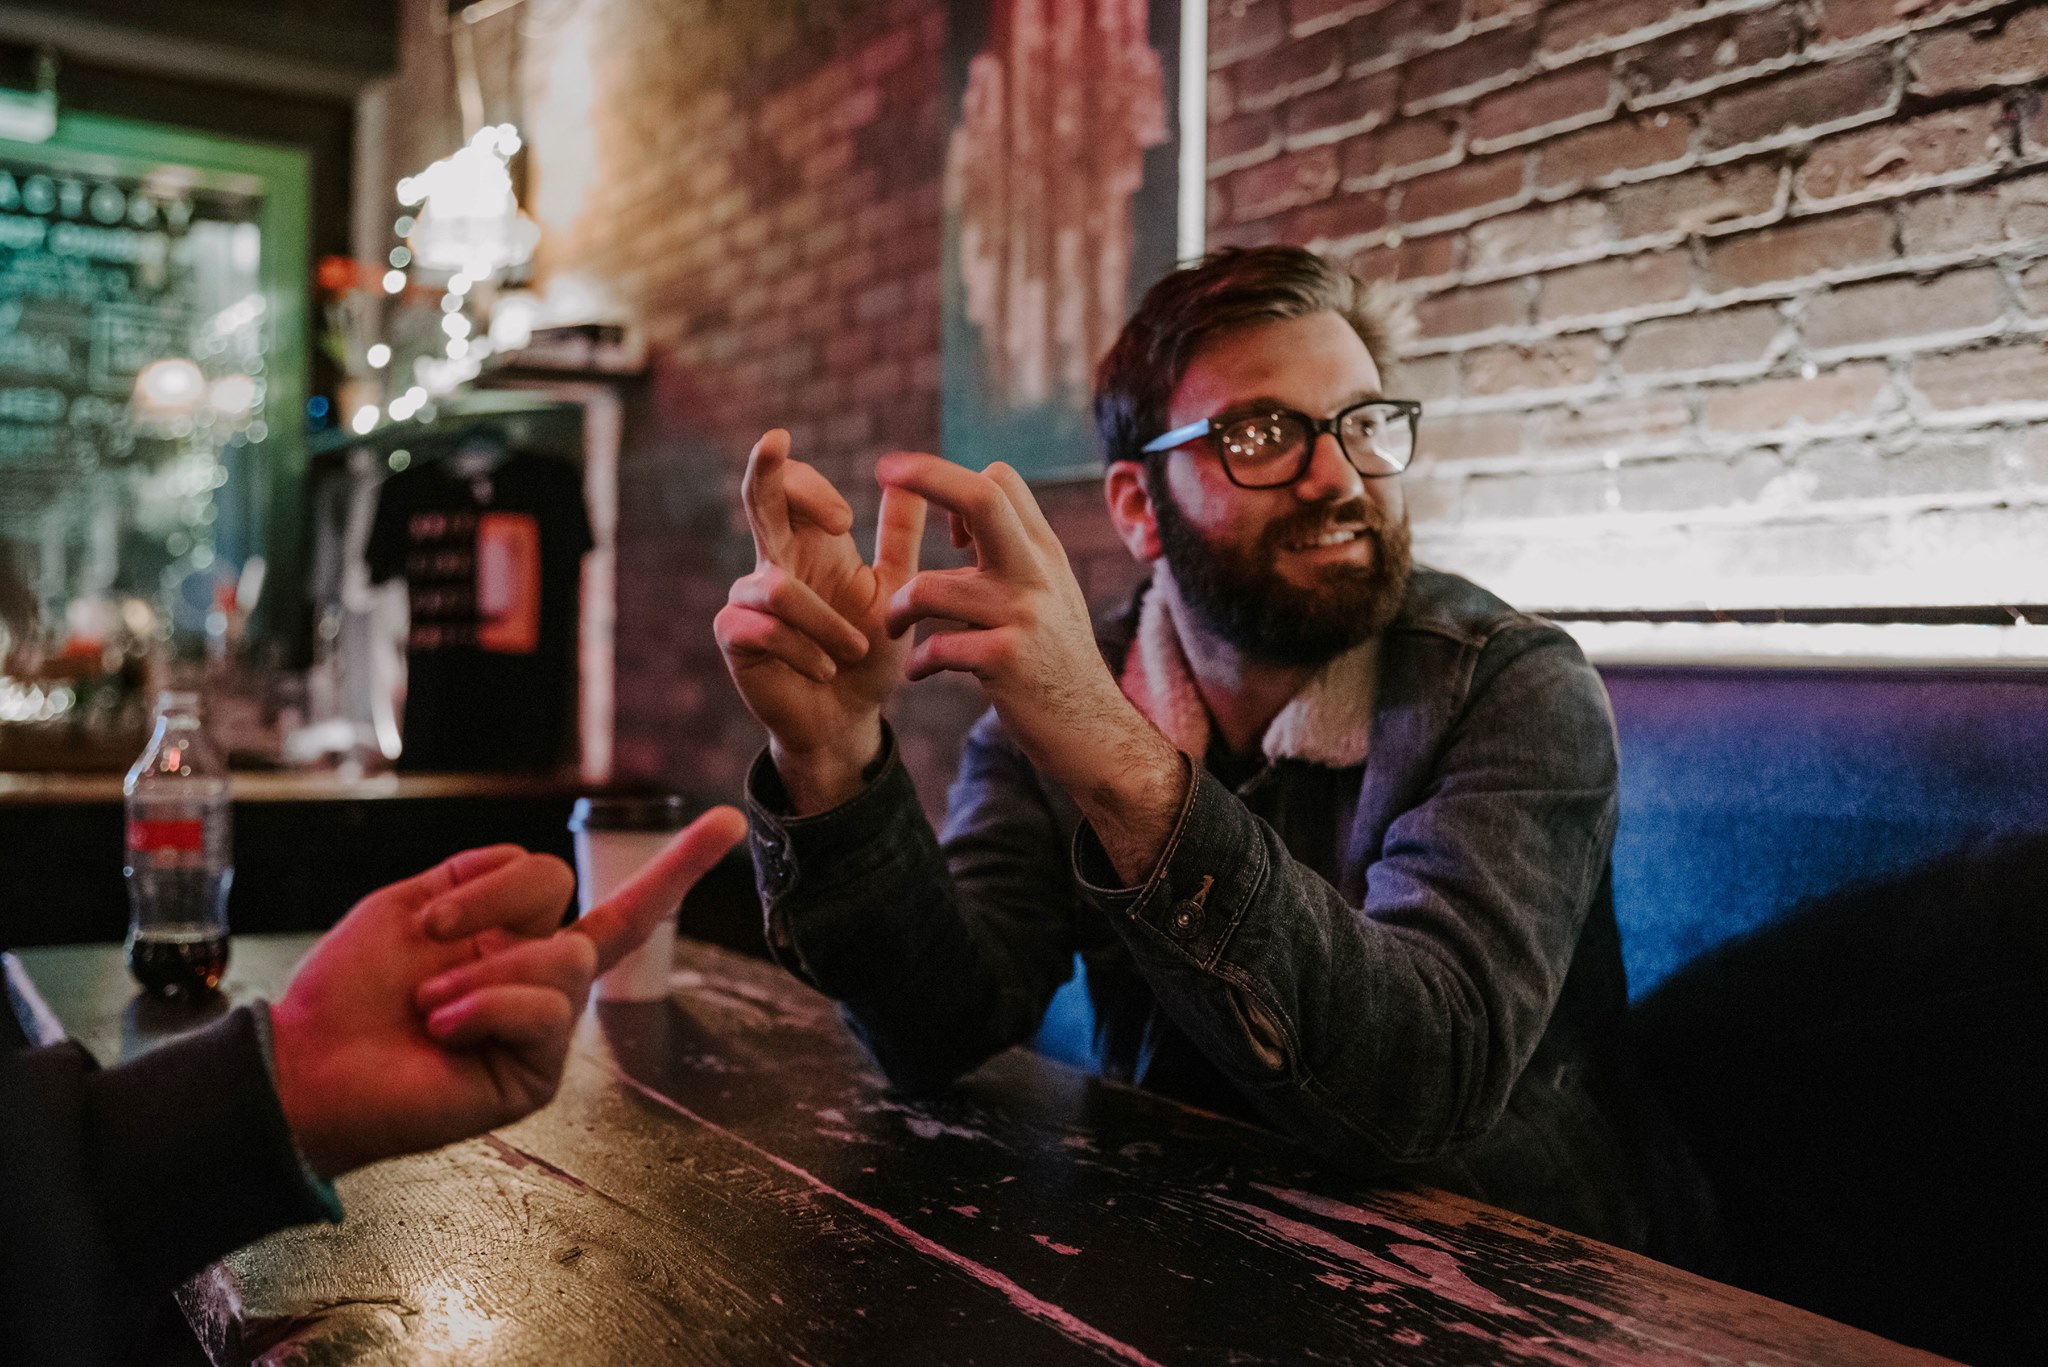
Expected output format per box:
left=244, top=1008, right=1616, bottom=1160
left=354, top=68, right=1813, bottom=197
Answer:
left=0, top=161, right=261, bottom=502
left=0, top=113, right=308, bottom=672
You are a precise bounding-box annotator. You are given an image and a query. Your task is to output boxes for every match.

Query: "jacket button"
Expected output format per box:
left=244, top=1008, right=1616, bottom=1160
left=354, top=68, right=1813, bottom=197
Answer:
left=1168, top=900, right=1204, bottom=939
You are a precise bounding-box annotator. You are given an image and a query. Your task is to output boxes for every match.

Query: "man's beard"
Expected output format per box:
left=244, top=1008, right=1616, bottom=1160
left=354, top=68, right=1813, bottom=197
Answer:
left=1147, top=467, right=1413, bottom=667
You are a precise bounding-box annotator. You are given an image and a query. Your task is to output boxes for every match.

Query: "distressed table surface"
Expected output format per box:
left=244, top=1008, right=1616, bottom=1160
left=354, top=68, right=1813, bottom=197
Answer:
left=18, top=934, right=1946, bottom=1367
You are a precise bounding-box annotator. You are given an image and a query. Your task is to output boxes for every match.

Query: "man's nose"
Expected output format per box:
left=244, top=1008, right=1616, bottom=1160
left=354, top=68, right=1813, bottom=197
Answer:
left=1293, top=430, right=1366, bottom=502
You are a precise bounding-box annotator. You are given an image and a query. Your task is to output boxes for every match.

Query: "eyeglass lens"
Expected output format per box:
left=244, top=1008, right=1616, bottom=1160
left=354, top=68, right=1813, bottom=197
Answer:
left=1217, top=406, right=1414, bottom=485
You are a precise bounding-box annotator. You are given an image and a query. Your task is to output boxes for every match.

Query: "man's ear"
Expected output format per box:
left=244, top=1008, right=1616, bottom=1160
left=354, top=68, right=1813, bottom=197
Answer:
left=1104, top=460, right=1162, bottom=563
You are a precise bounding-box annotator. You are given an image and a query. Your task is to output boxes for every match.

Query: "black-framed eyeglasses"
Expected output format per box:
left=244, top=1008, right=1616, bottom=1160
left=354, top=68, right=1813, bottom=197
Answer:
left=1139, top=398, right=1423, bottom=488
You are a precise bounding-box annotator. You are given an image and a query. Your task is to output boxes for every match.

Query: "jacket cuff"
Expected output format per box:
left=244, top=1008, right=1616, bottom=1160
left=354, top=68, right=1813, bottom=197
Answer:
left=1071, top=761, right=1269, bottom=970
left=249, top=1000, right=345, bottom=1222
left=84, top=1004, right=342, bottom=1292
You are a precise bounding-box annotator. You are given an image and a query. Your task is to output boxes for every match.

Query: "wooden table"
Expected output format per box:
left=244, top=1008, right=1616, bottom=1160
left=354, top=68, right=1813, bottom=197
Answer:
left=12, top=934, right=1947, bottom=1366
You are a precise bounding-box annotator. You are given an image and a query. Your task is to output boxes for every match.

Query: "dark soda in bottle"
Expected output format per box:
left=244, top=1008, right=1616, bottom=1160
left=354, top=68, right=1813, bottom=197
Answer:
left=124, top=691, right=233, bottom=998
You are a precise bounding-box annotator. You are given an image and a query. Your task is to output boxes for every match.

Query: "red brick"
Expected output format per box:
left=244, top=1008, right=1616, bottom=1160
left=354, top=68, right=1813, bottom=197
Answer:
left=1340, top=115, right=1460, bottom=185
left=1289, top=0, right=1398, bottom=37
left=1616, top=304, right=1782, bottom=374
left=2025, top=90, right=2048, bottom=157
left=1348, top=230, right=1460, bottom=283
left=1463, top=335, right=1606, bottom=395
left=1415, top=280, right=1527, bottom=338
left=1618, top=452, right=1784, bottom=513
left=1401, top=27, right=1536, bottom=111
left=1210, top=71, right=1238, bottom=123
left=1284, top=69, right=1401, bottom=146
left=1541, top=0, right=1707, bottom=58
left=1229, top=146, right=1342, bottom=221
left=1910, top=340, right=2048, bottom=409
left=1534, top=111, right=1694, bottom=195
left=1703, top=210, right=1897, bottom=290
left=1345, top=0, right=1466, bottom=69
left=1812, top=0, right=1985, bottom=45
left=1399, top=353, right=1462, bottom=401
left=1537, top=249, right=1692, bottom=323
left=1472, top=0, right=1537, bottom=19
left=1421, top=411, right=1523, bottom=462
left=1702, top=363, right=1890, bottom=431
left=1461, top=468, right=1613, bottom=518
left=1397, top=155, right=1525, bottom=225
left=1210, top=111, right=1283, bottom=173
left=1527, top=392, right=1692, bottom=452
left=1802, top=268, right=2005, bottom=351
left=1621, top=9, right=1802, bottom=105
left=1897, top=182, right=2001, bottom=257
left=2024, top=258, right=2048, bottom=315
left=1701, top=52, right=1895, bottom=152
left=1609, top=160, right=1782, bottom=240
left=1794, top=102, right=2008, bottom=207
left=1233, top=32, right=1347, bottom=111
left=1910, top=8, right=2048, bottom=97
left=1279, top=187, right=1393, bottom=243
left=1465, top=198, right=1613, bottom=276
left=1469, top=63, right=1615, bottom=153
left=1211, top=0, right=1287, bottom=65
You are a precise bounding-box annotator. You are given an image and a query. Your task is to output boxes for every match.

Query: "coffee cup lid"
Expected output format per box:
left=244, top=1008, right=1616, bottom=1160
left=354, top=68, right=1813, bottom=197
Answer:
left=569, top=795, right=696, bottom=832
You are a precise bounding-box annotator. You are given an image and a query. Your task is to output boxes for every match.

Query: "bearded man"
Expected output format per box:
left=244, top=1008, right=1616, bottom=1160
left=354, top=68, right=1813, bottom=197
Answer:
left=714, top=246, right=1710, bottom=1256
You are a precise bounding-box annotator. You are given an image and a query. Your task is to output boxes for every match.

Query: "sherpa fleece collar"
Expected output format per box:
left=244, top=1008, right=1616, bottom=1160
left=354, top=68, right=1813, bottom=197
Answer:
left=1116, top=581, right=1379, bottom=769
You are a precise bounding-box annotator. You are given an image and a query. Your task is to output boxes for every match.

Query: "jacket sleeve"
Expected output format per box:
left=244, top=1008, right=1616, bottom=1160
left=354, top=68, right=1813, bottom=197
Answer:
left=1, top=1004, right=342, bottom=1365
left=1071, top=625, right=1619, bottom=1172
left=748, top=715, right=1084, bottom=1090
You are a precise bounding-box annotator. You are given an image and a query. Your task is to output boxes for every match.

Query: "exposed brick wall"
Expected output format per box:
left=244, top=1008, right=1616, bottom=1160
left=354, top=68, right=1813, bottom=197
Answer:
left=1210, top=0, right=2048, bottom=611
left=366, top=0, right=2048, bottom=806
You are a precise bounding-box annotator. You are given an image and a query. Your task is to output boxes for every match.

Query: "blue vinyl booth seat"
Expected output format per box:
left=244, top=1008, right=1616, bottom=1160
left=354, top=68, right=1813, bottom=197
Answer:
left=1606, top=664, right=2048, bottom=1367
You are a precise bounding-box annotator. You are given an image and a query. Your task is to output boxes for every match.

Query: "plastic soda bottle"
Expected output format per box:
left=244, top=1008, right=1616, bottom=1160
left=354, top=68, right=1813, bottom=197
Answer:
left=123, top=690, right=232, bottom=995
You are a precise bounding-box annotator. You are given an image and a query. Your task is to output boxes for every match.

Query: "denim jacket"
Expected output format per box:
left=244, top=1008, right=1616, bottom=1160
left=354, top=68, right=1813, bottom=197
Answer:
left=747, top=567, right=1705, bottom=1254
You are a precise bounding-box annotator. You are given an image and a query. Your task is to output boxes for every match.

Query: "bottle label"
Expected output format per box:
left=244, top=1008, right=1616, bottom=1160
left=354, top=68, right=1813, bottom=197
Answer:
left=129, top=818, right=206, bottom=853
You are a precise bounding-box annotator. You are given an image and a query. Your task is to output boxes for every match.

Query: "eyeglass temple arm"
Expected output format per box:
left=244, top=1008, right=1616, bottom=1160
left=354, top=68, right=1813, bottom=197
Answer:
left=1139, top=417, right=1214, bottom=455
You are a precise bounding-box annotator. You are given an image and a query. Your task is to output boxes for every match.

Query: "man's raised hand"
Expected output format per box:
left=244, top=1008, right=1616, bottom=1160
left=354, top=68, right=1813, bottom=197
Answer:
left=873, top=454, right=1185, bottom=883
left=715, top=429, right=926, bottom=812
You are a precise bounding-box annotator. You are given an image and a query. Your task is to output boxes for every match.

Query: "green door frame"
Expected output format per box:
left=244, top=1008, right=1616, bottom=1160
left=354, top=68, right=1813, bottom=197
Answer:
left=0, top=107, right=312, bottom=646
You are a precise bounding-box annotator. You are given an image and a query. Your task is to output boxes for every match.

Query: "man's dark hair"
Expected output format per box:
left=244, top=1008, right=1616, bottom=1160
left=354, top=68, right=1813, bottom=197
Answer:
left=1092, top=246, right=1408, bottom=467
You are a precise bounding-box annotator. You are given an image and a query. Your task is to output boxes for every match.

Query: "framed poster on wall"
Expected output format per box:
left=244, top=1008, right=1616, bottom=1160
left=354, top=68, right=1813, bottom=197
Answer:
left=940, top=0, right=1194, bottom=483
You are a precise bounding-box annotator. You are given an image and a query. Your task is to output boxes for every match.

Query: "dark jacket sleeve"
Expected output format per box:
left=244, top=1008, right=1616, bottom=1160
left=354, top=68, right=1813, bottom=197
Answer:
left=1071, top=625, right=1619, bottom=1171
left=1, top=1005, right=341, bottom=1367
left=748, top=717, right=1084, bottom=1090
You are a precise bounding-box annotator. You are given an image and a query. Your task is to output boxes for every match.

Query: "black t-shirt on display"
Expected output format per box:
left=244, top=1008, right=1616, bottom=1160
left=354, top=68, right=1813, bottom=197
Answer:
left=365, top=451, right=593, bottom=772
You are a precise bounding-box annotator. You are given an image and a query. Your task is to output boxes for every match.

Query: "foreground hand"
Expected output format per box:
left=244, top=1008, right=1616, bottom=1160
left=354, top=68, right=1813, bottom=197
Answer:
left=269, top=846, right=590, bottom=1179
left=714, top=429, right=928, bottom=812
left=875, top=454, right=1185, bottom=880
left=414, top=806, right=748, bottom=976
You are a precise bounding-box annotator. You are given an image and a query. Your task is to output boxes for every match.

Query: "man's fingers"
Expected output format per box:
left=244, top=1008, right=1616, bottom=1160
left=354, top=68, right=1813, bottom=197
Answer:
left=740, top=429, right=794, bottom=560
left=424, top=983, right=577, bottom=1071
left=884, top=568, right=1008, bottom=638
left=983, top=462, right=1060, bottom=553
left=726, top=565, right=868, bottom=663
left=572, top=807, right=748, bottom=974
left=905, top=626, right=1008, bottom=683
left=873, top=483, right=927, bottom=587
left=416, top=852, right=577, bottom=943
left=784, top=459, right=856, bottom=536
left=376, top=845, right=527, bottom=915
left=715, top=604, right=839, bottom=683
left=874, top=452, right=1033, bottom=576
left=416, top=931, right=598, bottom=1016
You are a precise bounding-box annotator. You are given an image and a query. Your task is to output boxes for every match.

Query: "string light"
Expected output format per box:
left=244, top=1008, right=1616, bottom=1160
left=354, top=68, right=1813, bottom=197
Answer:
left=350, top=404, right=380, bottom=434
left=382, top=269, right=406, bottom=294
left=366, top=343, right=391, bottom=369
